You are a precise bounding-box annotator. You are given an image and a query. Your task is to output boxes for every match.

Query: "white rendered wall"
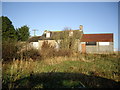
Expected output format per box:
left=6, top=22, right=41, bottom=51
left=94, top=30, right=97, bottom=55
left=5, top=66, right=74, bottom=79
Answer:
left=99, top=42, right=109, bottom=45
left=32, top=42, right=39, bottom=49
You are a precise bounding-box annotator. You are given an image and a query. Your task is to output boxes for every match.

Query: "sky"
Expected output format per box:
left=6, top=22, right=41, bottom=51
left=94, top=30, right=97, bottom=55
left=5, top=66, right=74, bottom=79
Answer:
left=2, top=2, right=118, bottom=50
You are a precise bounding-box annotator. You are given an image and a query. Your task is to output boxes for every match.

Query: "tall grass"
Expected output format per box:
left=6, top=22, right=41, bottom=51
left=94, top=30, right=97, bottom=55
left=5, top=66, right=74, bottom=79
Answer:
left=2, top=41, right=119, bottom=88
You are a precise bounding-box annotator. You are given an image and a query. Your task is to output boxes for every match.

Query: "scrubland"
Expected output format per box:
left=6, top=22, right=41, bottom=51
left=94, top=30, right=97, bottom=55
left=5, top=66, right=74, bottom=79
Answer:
left=2, top=41, right=120, bottom=88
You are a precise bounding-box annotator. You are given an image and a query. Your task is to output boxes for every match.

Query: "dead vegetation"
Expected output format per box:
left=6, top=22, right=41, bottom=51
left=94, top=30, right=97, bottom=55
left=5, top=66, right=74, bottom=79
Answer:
left=2, top=41, right=119, bottom=88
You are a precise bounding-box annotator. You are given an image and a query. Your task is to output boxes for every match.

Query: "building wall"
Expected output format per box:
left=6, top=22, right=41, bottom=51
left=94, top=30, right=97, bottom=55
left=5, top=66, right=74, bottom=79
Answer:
left=38, top=40, right=58, bottom=50
left=38, top=39, right=80, bottom=51
left=30, top=42, right=39, bottom=49
left=78, top=42, right=85, bottom=53
left=97, top=42, right=113, bottom=53
left=79, top=42, right=114, bottom=53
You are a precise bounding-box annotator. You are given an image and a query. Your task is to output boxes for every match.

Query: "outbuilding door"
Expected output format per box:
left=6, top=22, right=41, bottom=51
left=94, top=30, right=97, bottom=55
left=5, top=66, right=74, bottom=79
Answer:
left=82, top=44, right=86, bottom=53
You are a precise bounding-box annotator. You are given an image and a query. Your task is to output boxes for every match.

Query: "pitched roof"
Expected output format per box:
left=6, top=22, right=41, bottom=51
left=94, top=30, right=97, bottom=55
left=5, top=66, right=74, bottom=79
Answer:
left=28, top=36, right=41, bottom=42
left=39, top=30, right=83, bottom=40
left=81, top=33, right=113, bottom=42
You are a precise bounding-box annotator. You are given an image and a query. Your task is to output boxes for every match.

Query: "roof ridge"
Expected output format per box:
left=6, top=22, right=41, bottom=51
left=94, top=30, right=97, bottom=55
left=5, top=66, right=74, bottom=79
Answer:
left=83, top=33, right=113, bottom=35
left=50, top=29, right=80, bottom=32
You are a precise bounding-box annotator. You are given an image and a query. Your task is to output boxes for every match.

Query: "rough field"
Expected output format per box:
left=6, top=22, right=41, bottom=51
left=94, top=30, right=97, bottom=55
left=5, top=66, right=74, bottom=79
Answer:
left=2, top=53, right=120, bottom=88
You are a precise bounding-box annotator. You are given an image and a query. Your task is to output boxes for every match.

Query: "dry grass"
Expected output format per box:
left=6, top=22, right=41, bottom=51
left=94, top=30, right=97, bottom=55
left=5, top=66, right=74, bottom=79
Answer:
left=2, top=53, right=120, bottom=88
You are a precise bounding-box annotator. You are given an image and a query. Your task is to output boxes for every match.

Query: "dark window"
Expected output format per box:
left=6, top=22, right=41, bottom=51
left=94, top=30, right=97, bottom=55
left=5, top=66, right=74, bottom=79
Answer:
left=86, top=42, right=96, bottom=45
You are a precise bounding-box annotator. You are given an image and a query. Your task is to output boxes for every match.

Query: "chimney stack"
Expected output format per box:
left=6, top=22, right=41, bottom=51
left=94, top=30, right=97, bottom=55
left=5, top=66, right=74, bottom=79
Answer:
left=79, top=25, right=83, bottom=31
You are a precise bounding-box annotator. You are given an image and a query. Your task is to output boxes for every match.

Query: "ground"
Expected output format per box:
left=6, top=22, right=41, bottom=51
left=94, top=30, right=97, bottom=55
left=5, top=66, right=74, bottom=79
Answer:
left=2, top=53, right=120, bottom=88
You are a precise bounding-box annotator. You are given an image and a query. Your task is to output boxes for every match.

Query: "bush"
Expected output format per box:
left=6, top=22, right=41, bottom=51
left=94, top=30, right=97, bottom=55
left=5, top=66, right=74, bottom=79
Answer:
left=2, top=41, right=19, bottom=61
left=40, top=41, right=57, bottom=58
left=22, top=49, right=42, bottom=60
left=2, top=41, right=42, bottom=61
left=40, top=41, right=74, bottom=58
left=56, top=49, right=73, bottom=57
left=40, top=41, right=73, bottom=58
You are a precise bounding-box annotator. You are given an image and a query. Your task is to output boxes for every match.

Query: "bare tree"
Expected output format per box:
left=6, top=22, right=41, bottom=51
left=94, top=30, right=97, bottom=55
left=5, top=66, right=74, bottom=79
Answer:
left=63, top=27, right=71, bottom=31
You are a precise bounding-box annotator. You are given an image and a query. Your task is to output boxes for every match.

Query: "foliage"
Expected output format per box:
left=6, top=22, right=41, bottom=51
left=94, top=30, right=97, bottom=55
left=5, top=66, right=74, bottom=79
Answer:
left=59, top=28, right=82, bottom=51
left=2, top=41, right=19, bottom=61
left=22, top=49, right=42, bottom=60
left=51, top=27, right=82, bottom=51
left=1, top=16, right=30, bottom=41
left=1, top=16, right=30, bottom=61
left=16, top=25, right=30, bottom=41
left=40, top=41, right=56, bottom=58
left=1, top=16, right=17, bottom=41
left=40, top=41, right=73, bottom=58
left=60, top=31, right=70, bottom=49
left=57, top=49, right=73, bottom=57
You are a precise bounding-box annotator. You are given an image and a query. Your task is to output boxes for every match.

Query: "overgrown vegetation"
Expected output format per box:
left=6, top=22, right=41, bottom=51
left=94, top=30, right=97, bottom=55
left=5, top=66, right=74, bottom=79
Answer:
left=1, top=16, right=119, bottom=88
left=2, top=51, right=120, bottom=88
left=2, top=16, right=30, bottom=61
left=2, top=36, right=120, bottom=88
left=51, top=27, right=83, bottom=51
left=40, top=41, right=73, bottom=59
left=2, top=41, right=19, bottom=61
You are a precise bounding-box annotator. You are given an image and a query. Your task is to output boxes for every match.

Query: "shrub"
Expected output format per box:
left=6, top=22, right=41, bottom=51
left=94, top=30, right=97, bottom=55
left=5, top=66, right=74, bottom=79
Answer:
left=40, top=41, right=73, bottom=58
left=56, top=49, right=73, bottom=57
left=2, top=41, right=42, bottom=61
left=22, top=49, right=42, bottom=60
left=2, top=41, right=19, bottom=61
left=40, top=41, right=57, bottom=58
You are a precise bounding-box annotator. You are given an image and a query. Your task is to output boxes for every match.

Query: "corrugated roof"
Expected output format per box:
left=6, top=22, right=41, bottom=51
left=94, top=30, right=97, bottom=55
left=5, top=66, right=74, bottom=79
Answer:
left=81, top=33, right=113, bottom=42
